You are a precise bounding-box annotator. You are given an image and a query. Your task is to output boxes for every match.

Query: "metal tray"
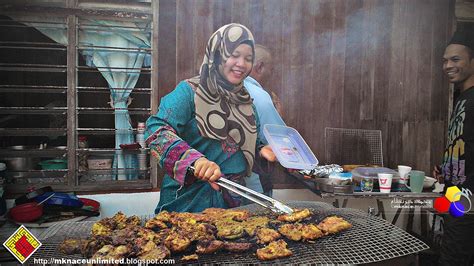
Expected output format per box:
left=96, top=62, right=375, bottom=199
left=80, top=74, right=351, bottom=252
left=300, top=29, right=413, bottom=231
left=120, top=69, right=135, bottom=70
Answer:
left=308, top=177, right=354, bottom=194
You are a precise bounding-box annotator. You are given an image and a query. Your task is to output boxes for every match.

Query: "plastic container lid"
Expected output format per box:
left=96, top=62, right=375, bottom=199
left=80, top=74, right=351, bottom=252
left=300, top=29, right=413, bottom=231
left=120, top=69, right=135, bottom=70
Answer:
left=263, top=124, right=318, bottom=169
left=351, top=167, right=399, bottom=179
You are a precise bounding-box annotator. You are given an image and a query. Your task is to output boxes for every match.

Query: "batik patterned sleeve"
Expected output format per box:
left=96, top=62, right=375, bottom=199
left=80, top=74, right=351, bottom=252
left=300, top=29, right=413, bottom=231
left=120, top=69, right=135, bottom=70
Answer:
left=145, top=82, right=203, bottom=185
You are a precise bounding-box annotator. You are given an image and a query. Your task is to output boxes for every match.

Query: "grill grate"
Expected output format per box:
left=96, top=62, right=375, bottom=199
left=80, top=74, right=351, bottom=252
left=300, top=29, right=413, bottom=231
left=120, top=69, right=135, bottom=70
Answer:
left=325, top=127, right=384, bottom=166
left=29, top=201, right=428, bottom=264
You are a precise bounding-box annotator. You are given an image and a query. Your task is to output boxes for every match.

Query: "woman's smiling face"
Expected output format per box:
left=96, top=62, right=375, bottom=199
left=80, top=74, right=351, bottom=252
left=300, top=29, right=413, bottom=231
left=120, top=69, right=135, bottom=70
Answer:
left=220, top=43, right=253, bottom=85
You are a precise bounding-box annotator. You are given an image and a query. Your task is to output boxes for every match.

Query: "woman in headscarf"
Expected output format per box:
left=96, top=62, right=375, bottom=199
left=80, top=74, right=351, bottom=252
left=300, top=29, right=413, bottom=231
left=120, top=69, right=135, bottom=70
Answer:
left=145, top=23, right=276, bottom=213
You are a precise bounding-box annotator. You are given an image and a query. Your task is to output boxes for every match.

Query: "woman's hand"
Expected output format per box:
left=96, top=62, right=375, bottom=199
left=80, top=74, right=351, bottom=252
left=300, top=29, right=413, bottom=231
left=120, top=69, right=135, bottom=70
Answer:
left=193, top=157, right=221, bottom=190
left=260, top=145, right=277, bottom=162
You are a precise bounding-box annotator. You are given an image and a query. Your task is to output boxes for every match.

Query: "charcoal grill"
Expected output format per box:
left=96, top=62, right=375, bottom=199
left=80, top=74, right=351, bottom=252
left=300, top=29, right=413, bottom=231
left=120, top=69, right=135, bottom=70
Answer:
left=28, top=201, right=428, bottom=264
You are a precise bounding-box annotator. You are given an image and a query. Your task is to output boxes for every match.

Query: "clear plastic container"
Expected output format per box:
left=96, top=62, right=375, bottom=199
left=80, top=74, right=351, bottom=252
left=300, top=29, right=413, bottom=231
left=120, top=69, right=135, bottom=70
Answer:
left=263, top=124, right=318, bottom=169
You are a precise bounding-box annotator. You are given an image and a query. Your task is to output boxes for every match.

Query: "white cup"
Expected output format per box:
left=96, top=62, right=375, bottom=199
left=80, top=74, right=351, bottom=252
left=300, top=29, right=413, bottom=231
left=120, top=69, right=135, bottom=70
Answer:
left=378, top=173, right=393, bottom=193
left=398, top=165, right=412, bottom=185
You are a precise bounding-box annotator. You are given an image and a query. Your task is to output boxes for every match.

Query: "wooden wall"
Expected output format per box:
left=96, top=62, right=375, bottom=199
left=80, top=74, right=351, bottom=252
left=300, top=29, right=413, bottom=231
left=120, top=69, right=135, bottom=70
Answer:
left=156, top=0, right=456, bottom=182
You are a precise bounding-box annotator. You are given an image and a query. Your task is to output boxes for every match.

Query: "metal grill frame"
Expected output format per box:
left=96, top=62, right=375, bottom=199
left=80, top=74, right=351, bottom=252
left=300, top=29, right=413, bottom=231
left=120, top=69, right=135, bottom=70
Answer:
left=29, top=201, right=428, bottom=264
left=325, top=127, right=384, bottom=166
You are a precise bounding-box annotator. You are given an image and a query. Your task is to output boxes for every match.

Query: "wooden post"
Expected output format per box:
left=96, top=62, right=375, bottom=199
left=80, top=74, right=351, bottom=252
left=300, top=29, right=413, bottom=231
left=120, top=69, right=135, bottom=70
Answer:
left=66, top=0, right=78, bottom=187
left=150, top=0, right=159, bottom=188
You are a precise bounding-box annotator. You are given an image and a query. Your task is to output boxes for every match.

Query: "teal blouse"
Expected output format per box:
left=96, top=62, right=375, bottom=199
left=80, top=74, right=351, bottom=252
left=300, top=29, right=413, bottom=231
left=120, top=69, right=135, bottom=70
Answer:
left=145, top=81, right=261, bottom=213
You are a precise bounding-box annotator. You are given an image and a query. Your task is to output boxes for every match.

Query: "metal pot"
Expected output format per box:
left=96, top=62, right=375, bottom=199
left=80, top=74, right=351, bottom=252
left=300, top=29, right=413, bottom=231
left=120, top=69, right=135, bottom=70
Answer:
left=2, top=146, right=39, bottom=177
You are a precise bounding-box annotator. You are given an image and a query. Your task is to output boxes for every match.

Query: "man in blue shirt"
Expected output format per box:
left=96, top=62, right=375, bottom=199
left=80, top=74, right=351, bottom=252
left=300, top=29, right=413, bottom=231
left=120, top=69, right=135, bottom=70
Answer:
left=244, top=45, right=286, bottom=197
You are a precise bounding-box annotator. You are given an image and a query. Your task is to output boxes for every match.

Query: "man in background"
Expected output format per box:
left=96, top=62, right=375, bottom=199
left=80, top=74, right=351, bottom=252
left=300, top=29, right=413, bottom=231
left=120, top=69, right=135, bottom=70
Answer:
left=244, top=44, right=286, bottom=197
left=434, top=30, right=474, bottom=266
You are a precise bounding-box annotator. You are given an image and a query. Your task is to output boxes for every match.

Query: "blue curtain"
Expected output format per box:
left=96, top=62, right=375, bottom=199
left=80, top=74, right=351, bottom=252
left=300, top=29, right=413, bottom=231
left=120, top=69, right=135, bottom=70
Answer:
left=15, top=16, right=151, bottom=180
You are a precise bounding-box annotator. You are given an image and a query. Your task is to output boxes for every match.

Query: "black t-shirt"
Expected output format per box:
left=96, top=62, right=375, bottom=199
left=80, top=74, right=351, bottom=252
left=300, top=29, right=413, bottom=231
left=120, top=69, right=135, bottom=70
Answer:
left=441, top=86, right=474, bottom=192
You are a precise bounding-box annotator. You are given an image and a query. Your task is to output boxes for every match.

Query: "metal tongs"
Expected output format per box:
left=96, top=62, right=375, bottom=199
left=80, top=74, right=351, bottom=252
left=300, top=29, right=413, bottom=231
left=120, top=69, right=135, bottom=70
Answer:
left=189, top=166, right=294, bottom=214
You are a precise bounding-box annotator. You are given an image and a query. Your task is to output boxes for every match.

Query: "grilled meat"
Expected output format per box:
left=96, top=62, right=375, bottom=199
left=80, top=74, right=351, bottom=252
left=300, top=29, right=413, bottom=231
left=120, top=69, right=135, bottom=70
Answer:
left=136, top=227, right=159, bottom=243
left=164, top=229, right=192, bottom=252
left=301, top=224, right=323, bottom=240
left=181, top=253, right=199, bottom=261
left=223, top=242, right=253, bottom=252
left=126, top=215, right=142, bottom=227
left=243, top=216, right=269, bottom=236
left=91, top=244, right=130, bottom=260
left=317, top=216, right=352, bottom=235
left=153, top=228, right=171, bottom=245
left=137, top=241, right=170, bottom=260
left=278, top=223, right=304, bottom=241
left=196, top=239, right=224, bottom=254
left=256, top=240, right=293, bottom=261
left=58, top=239, right=84, bottom=255
left=78, top=208, right=353, bottom=262
left=277, top=209, right=311, bottom=223
left=169, top=211, right=208, bottom=225
left=202, top=208, right=250, bottom=222
left=215, top=219, right=244, bottom=240
left=91, top=220, right=113, bottom=237
left=81, top=236, right=111, bottom=258
left=145, top=218, right=168, bottom=231
left=111, top=227, right=139, bottom=246
left=256, top=228, right=281, bottom=244
left=112, top=212, right=128, bottom=230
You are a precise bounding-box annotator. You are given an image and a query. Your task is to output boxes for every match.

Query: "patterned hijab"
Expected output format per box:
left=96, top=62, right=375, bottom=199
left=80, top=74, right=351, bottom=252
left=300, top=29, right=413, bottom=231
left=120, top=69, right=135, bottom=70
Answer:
left=188, top=23, right=257, bottom=175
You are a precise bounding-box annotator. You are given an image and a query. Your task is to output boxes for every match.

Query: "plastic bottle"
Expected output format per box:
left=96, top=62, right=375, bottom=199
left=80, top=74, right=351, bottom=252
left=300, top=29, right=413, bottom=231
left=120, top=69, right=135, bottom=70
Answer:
left=136, top=123, right=147, bottom=171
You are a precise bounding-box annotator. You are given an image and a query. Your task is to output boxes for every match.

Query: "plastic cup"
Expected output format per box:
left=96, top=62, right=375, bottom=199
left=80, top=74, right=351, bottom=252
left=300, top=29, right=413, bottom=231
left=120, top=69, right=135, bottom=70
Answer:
left=378, top=173, right=393, bottom=193
left=398, top=165, right=412, bottom=185
left=360, top=177, right=374, bottom=192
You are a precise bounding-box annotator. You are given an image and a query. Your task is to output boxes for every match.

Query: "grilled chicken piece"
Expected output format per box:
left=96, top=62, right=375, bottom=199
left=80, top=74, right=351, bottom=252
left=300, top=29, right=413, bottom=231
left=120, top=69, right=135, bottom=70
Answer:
left=112, top=212, right=128, bottom=230
left=301, top=224, right=323, bottom=240
left=137, top=241, right=171, bottom=260
left=256, top=228, right=281, bottom=244
left=153, top=228, right=171, bottom=245
left=277, top=209, right=311, bottom=223
left=58, top=239, right=84, bottom=255
left=181, top=254, right=199, bottom=261
left=126, top=215, right=142, bottom=227
left=111, top=227, right=139, bottom=246
left=136, top=227, right=159, bottom=243
left=256, top=240, right=293, bottom=261
left=91, top=244, right=130, bottom=260
left=215, top=219, right=244, bottom=240
left=81, top=236, right=111, bottom=258
left=278, top=223, right=304, bottom=241
left=91, top=221, right=113, bottom=237
left=145, top=218, right=168, bottom=231
left=164, top=229, right=192, bottom=252
left=154, top=210, right=172, bottom=223
left=223, top=242, right=253, bottom=252
left=221, top=209, right=250, bottom=221
left=317, top=216, right=352, bottom=235
left=189, top=223, right=217, bottom=241
left=243, top=216, right=270, bottom=236
left=90, top=244, right=114, bottom=259
left=196, top=239, right=224, bottom=254
left=202, top=208, right=250, bottom=222
left=169, top=211, right=208, bottom=225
